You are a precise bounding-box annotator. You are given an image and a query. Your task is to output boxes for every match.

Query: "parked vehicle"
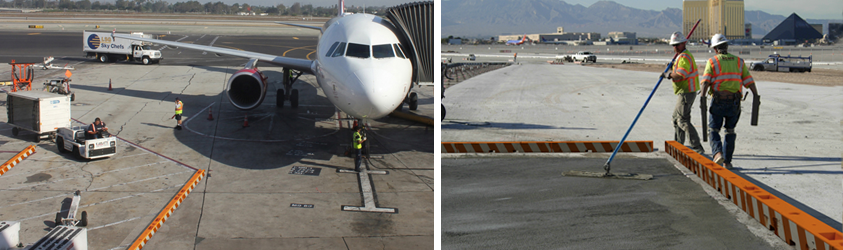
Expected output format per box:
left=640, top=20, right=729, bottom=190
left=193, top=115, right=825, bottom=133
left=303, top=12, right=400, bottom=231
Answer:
left=83, top=31, right=163, bottom=65
left=43, top=78, right=75, bottom=101
left=750, top=54, right=811, bottom=72
left=572, top=51, right=596, bottom=63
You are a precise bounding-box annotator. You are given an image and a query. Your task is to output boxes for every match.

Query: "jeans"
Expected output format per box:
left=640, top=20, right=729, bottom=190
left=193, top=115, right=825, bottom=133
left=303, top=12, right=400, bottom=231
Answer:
left=709, top=99, right=740, bottom=163
left=355, top=148, right=363, bottom=171
left=673, top=92, right=703, bottom=152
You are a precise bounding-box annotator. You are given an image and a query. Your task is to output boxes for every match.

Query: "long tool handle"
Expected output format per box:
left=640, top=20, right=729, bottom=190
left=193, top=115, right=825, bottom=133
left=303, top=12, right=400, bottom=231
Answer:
left=751, top=95, right=760, bottom=126
left=603, top=19, right=702, bottom=175
left=701, top=95, right=708, bottom=142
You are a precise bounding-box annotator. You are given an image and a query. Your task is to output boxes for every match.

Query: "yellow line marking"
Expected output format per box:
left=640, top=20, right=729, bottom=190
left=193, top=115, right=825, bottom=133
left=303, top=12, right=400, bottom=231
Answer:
left=293, top=37, right=299, bottom=40
left=28, top=33, right=41, bottom=35
left=282, top=45, right=317, bottom=57
left=213, top=44, right=244, bottom=51
left=306, top=51, right=315, bottom=60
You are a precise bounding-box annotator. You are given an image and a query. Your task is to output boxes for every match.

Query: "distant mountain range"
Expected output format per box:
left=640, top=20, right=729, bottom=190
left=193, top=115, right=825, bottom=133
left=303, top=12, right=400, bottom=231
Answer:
left=442, top=0, right=840, bottom=39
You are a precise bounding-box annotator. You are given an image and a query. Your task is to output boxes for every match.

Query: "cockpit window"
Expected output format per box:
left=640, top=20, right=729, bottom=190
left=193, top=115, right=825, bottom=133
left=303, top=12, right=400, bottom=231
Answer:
left=393, top=44, right=406, bottom=59
left=331, top=42, right=346, bottom=57
left=326, top=42, right=340, bottom=57
left=346, top=43, right=370, bottom=58
left=372, top=44, right=394, bottom=59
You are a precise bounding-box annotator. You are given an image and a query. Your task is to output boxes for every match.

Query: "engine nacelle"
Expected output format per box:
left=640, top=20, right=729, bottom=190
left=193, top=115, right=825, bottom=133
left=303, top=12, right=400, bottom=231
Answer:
left=226, top=68, right=267, bottom=110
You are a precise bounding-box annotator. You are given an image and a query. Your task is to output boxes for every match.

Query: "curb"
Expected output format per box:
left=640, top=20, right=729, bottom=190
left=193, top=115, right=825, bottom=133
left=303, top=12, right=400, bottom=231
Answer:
left=128, top=169, right=206, bottom=250
left=442, top=141, right=653, bottom=153
left=0, top=145, right=36, bottom=177
left=665, top=141, right=842, bottom=250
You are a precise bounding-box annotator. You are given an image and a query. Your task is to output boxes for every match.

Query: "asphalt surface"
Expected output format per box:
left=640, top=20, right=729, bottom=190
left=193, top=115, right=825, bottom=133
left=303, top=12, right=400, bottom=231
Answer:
left=442, top=156, right=782, bottom=249
left=0, top=18, right=433, bottom=250
left=0, top=31, right=317, bottom=66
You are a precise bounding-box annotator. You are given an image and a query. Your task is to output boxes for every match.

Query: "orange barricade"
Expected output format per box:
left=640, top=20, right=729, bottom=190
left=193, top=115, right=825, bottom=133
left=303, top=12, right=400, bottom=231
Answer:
left=128, top=170, right=206, bottom=250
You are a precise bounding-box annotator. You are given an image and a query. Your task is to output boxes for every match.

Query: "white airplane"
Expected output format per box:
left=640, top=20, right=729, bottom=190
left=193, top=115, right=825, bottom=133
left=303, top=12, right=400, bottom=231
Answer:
left=112, top=0, right=414, bottom=121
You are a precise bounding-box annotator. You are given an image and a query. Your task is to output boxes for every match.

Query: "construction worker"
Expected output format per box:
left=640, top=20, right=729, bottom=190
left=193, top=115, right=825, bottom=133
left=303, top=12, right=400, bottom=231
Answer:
left=173, top=97, right=183, bottom=130
left=86, top=117, right=109, bottom=139
left=352, top=125, right=367, bottom=172
left=700, top=34, right=760, bottom=169
left=663, top=31, right=704, bottom=154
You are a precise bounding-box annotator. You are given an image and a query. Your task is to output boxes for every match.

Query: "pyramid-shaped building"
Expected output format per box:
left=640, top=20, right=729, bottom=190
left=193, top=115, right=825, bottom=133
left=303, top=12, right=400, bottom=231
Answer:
left=763, top=13, right=823, bottom=43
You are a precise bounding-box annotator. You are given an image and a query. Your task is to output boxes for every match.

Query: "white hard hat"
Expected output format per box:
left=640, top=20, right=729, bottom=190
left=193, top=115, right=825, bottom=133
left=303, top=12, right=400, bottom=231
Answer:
left=669, top=31, right=687, bottom=45
left=710, top=34, right=728, bottom=48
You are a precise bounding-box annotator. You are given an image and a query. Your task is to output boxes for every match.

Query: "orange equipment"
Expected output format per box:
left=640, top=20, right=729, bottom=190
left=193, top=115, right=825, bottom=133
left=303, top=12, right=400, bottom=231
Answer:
left=10, top=60, right=35, bottom=92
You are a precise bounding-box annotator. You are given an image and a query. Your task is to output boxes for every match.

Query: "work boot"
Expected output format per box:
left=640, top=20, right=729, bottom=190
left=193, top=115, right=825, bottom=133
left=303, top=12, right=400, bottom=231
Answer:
left=713, top=152, right=724, bottom=165
left=175, top=125, right=182, bottom=130
left=724, top=162, right=733, bottom=169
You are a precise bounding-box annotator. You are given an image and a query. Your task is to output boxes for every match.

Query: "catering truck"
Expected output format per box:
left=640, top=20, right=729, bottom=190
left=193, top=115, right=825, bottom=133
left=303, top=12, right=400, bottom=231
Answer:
left=83, top=31, right=163, bottom=65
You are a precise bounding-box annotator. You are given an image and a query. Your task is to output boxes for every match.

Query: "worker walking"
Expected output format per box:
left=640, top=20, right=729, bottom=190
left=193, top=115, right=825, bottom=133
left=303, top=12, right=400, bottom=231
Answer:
left=352, top=125, right=367, bottom=172
left=700, top=34, right=760, bottom=169
left=173, top=97, right=184, bottom=130
left=663, top=31, right=704, bottom=154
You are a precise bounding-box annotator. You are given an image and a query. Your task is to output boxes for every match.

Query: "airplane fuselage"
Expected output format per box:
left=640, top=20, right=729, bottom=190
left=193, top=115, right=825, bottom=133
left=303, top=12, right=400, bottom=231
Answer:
left=312, top=14, right=413, bottom=120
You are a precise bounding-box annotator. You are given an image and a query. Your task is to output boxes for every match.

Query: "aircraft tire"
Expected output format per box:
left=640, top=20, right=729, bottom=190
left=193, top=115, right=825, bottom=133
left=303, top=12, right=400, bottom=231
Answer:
left=409, top=92, right=418, bottom=110
left=291, top=89, right=299, bottom=108
left=277, top=89, right=285, bottom=108
left=441, top=104, right=446, bottom=120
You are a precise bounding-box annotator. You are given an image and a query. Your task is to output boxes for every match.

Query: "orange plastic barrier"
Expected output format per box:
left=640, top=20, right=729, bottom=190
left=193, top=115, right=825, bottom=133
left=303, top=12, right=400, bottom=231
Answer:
left=0, top=145, right=36, bottom=176
left=128, top=169, right=206, bottom=250
left=665, top=141, right=842, bottom=250
left=442, top=141, right=653, bottom=153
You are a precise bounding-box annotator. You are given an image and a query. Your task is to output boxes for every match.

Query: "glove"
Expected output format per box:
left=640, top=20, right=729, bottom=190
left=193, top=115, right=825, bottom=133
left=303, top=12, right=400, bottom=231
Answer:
left=661, top=71, right=672, bottom=79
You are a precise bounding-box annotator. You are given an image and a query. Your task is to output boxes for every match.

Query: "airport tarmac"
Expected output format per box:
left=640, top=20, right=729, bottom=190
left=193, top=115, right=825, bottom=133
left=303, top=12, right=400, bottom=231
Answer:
left=441, top=63, right=842, bottom=241
left=0, top=19, right=433, bottom=249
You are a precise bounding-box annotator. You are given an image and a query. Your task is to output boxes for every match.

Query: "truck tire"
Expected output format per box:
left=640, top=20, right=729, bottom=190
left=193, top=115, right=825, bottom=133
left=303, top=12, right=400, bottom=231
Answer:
left=72, top=146, right=84, bottom=160
left=34, top=134, right=40, bottom=143
left=142, top=57, right=150, bottom=65
left=99, top=54, right=109, bottom=63
left=55, top=212, right=63, bottom=227
left=57, top=138, right=68, bottom=153
left=70, top=93, right=75, bottom=102
left=753, top=65, right=763, bottom=71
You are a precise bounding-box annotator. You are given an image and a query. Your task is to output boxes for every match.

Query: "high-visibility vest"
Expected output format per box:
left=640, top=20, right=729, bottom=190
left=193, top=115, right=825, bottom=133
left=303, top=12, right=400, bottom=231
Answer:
left=702, top=53, right=755, bottom=94
left=353, top=131, right=362, bottom=149
left=672, top=49, right=699, bottom=94
left=175, top=100, right=183, bottom=115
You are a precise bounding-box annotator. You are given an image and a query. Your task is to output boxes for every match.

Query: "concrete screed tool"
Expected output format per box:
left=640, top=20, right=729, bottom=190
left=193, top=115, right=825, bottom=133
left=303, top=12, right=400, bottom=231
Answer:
left=563, top=19, right=702, bottom=181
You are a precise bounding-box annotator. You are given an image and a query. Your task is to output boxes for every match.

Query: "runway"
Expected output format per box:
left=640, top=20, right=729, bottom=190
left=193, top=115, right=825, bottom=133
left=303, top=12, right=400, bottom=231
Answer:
left=442, top=63, right=842, bottom=248
left=0, top=17, right=433, bottom=250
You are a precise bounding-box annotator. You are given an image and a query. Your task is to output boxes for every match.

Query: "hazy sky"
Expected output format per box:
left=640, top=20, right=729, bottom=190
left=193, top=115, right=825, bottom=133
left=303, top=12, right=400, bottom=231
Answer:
left=559, top=0, right=843, bottom=20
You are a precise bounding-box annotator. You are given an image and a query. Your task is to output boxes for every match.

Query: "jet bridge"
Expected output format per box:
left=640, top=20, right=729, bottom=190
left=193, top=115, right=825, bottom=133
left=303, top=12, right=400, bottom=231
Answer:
left=386, top=1, right=434, bottom=84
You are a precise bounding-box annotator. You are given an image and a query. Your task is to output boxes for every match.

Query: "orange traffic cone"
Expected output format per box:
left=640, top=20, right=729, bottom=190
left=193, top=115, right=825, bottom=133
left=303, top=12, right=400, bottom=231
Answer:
left=242, top=115, right=249, bottom=127
left=108, top=79, right=113, bottom=91
left=207, top=107, right=214, bottom=121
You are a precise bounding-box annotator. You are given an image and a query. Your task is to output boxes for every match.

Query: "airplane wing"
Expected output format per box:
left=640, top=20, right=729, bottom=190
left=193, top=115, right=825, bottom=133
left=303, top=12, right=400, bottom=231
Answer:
left=112, top=34, right=314, bottom=73
left=275, top=22, right=323, bottom=32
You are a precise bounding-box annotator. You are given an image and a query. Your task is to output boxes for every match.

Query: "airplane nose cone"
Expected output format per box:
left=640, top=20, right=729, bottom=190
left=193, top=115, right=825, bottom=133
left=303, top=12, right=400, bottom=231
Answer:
left=352, top=68, right=408, bottom=118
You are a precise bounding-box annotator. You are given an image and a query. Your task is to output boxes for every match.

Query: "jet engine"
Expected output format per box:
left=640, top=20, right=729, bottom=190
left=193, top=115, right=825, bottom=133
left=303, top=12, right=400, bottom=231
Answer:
left=226, top=68, right=268, bottom=110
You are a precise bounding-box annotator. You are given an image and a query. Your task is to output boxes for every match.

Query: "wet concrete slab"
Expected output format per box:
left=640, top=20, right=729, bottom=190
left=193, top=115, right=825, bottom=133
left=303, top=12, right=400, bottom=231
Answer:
left=442, top=156, right=783, bottom=249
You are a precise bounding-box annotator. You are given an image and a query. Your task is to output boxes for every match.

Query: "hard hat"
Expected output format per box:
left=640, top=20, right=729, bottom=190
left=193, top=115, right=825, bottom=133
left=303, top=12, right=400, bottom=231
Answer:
left=669, top=31, right=687, bottom=45
left=710, top=34, right=729, bottom=48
